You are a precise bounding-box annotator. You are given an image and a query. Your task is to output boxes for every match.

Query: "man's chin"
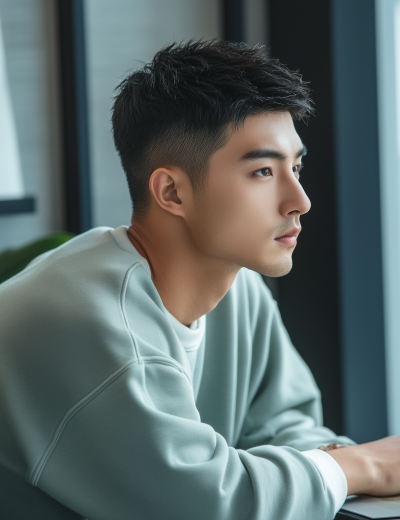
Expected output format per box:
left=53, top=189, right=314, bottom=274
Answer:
left=257, top=257, right=293, bottom=278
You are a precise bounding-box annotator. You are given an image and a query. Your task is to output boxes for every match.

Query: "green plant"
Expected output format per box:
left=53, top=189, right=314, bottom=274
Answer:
left=0, top=233, right=74, bottom=284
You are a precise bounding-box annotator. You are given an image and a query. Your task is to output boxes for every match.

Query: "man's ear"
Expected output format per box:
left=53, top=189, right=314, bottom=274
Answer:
left=149, top=167, right=187, bottom=218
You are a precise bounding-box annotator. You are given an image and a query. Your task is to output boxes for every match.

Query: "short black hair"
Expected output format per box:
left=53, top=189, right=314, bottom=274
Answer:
left=112, top=39, right=313, bottom=218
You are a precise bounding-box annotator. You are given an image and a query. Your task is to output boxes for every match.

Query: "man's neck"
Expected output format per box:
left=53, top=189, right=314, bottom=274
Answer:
left=127, top=211, right=239, bottom=326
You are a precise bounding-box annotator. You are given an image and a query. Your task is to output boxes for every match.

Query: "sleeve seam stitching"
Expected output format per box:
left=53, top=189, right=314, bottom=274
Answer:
left=29, top=356, right=189, bottom=486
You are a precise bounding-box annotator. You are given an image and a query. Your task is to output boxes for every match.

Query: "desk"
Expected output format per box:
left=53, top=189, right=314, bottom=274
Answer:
left=336, top=507, right=400, bottom=519
left=336, top=513, right=377, bottom=520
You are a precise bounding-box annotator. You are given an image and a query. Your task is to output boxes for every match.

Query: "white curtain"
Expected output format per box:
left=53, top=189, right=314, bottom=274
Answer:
left=0, top=12, right=24, bottom=199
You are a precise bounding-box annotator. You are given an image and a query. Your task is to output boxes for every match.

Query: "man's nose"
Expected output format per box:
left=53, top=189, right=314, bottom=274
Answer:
left=279, top=171, right=311, bottom=217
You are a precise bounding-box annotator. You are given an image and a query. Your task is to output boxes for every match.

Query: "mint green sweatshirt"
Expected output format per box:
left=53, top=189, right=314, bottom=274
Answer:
left=0, top=227, right=351, bottom=519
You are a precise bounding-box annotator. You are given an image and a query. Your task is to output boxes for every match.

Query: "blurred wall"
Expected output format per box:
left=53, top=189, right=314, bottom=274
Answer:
left=269, top=0, right=343, bottom=434
left=85, top=0, right=221, bottom=229
left=245, top=0, right=269, bottom=49
left=0, top=0, right=63, bottom=249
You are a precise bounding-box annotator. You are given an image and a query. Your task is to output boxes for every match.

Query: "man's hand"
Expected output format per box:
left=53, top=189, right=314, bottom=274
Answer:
left=328, top=436, right=400, bottom=496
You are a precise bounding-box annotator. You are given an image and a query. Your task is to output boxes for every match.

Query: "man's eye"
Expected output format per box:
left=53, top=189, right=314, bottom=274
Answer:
left=253, top=167, right=272, bottom=178
left=293, top=164, right=303, bottom=176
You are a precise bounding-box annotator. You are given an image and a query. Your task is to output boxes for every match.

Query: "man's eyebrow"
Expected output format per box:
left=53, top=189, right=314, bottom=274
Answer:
left=240, top=144, right=307, bottom=162
left=296, top=144, right=307, bottom=159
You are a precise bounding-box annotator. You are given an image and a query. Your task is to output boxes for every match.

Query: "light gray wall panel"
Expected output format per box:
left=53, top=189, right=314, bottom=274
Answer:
left=85, top=0, right=221, bottom=228
left=0, top=0, right=63, bottom=250
left=245, top=0, right=269, bottom=50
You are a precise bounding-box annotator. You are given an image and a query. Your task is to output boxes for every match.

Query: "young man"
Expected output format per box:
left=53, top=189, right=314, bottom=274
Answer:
left=0, top=40, right=399, bottom=520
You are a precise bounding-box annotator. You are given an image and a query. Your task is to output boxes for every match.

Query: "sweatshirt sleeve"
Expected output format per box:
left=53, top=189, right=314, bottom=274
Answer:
left=236, top=273, right=354, bottom=453
left=302, top=449, right=348, bottom=513
left=36, top=359, right=338, bottom=520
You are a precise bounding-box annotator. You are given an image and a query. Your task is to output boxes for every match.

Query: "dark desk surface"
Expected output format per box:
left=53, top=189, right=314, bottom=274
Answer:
left=336, top=513, right=370, bottom=519
left=336, top=510, right=400, bottom=520
left=337, top=495, right=400, bottom=520
left=336, top=513, right=362, bottom=519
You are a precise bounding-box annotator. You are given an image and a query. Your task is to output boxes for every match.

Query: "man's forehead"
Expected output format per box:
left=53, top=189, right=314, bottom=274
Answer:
left=227, top=112, right=304, bottom=159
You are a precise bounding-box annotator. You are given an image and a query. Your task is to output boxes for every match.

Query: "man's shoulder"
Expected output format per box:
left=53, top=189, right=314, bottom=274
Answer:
left=0, top=228, right=161, bottom=476
left=0, top=227, right=159, bottom=402
left=0, top=226, right=145, bottom=294
left=25, top=226, right=134, bottom=273
left=0, top=226, right=153, bottom=352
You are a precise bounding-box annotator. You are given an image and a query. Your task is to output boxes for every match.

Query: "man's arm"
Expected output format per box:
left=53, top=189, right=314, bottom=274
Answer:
left=35, top=360, right=337, bottom=520
left=237, top=273, right=400, bottom=500
left=236, top=272, right=353, bottom=453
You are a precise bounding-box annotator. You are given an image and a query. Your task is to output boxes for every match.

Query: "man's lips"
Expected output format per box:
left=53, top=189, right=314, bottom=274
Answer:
left=274, top=227, right=301, bottom=247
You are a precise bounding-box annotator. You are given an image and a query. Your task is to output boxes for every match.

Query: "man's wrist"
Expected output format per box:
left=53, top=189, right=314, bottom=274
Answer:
left=318, top=443, right=348, bottom=452
left=327, top=445, right=376, bottom=496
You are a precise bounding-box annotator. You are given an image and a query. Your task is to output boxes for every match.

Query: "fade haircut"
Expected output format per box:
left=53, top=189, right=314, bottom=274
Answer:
left=112, top=39, right=313, bottom=218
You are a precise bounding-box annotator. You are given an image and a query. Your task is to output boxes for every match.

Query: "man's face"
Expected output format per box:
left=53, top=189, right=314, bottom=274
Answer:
left=185, top=111, right=311, bottom=277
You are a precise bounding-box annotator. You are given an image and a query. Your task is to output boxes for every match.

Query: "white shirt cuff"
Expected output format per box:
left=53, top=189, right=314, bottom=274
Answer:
left=302, top=448, right=348, bottom=514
